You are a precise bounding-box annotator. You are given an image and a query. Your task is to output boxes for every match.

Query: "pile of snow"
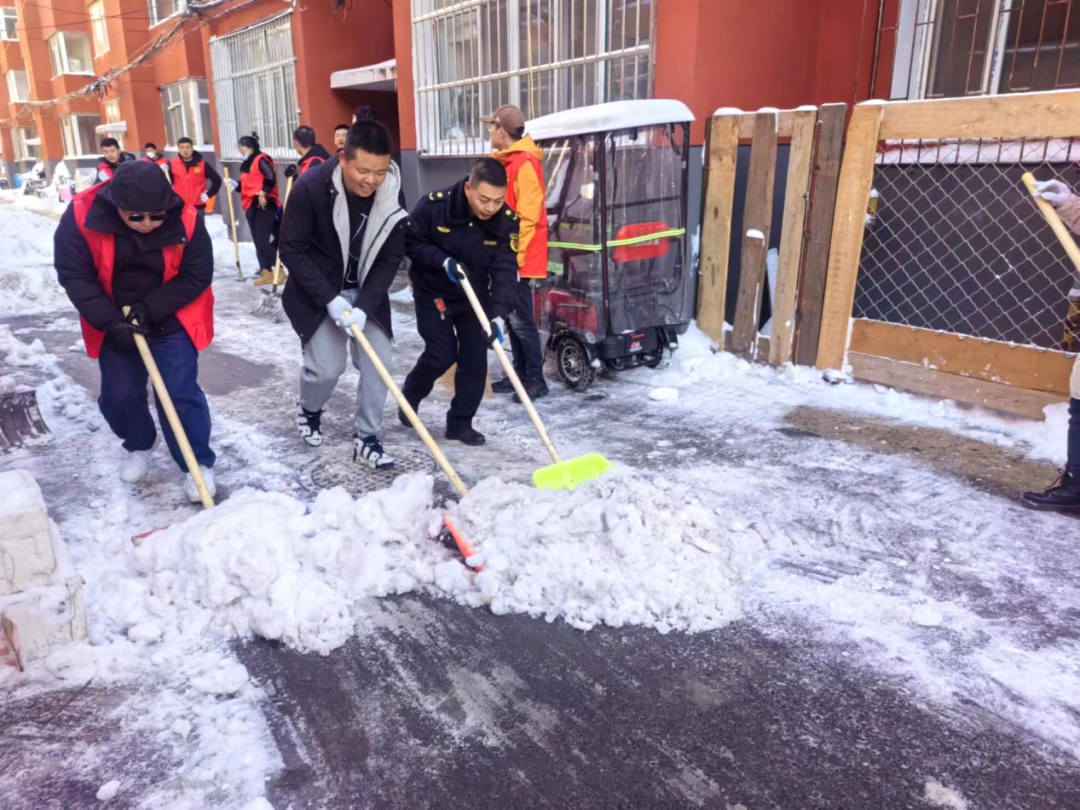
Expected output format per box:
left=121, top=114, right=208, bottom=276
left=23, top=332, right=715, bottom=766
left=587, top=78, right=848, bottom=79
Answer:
left=0, top=204, right=68, bottom=316
left=129, top=478, right=441, bottom=655
left=442, top=474, right=764, bottom=633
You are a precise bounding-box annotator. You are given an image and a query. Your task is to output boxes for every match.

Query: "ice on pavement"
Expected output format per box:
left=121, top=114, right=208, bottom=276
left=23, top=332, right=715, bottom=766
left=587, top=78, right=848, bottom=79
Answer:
left=0, top=198, right=70, bottom=316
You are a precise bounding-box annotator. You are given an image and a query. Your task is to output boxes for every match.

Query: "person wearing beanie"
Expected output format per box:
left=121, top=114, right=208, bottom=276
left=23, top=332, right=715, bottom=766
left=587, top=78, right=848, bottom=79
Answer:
left=54, top=161, right=218, bottom=503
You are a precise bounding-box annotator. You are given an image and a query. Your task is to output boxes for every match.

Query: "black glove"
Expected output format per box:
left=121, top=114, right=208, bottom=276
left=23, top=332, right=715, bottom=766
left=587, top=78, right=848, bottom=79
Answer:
left=106, top=308, right=148, bottom=351
left=284, top=164, right=298, bottom=179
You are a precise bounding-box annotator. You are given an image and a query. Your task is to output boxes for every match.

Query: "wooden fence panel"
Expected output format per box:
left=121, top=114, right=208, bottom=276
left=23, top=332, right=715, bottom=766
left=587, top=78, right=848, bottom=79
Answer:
left=695, top=114, right=741, bottom=344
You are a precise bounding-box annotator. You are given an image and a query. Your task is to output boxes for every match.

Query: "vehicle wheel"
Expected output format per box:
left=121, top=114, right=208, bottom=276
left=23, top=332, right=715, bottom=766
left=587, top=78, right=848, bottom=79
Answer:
left=555, top=336, right=596, bottom=391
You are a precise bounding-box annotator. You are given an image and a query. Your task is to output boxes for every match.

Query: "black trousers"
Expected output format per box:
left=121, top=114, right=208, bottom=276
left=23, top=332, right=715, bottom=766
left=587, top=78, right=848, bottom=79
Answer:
left=402, top=298, right=488, bottom=429
left=246, top=202, right=278, bottom=272
left=1069, top=397, right=1080, bottom=479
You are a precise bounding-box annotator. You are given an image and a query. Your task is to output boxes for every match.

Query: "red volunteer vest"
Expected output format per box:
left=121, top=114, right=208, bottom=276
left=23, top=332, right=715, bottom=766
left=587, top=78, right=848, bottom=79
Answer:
left=97, top=159, right=119, bottom=180
left=72, top=183, right=214, bottom=359
left=240, top=152, right=280, bottom=210
left=503, top=150, right=549, bottom=280
left=170, top=156, right=207, bottom=207
left=145, top=155, right=169, bottom=169
left=297, top=152, right=325, bottom=176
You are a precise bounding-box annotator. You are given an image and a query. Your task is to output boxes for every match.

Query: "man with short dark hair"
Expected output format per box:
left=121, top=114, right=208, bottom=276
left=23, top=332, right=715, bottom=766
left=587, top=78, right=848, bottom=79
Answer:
left=334, top=124, right=350, bottom=153
left=98, top=138, right=135, bottom=182
left=484, top=103, right=549, bottom=402
left=54, top=161, right=217, bottom=501
left=143, top=142, right=169, bottom=171
left=400, top=157, right=519, bottom=445
left=171, top=137, right=222, bottom=212
left=285, top=125, right=331, bottom=180
left=279, top=121, right=408, bottom=469
left=352, top=105, right=376, bottom=124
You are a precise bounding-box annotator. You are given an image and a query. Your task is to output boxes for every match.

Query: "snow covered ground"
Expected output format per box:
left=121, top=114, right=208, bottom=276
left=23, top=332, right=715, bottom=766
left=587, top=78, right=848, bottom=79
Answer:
left=1, top=200, right=1078, bottom=808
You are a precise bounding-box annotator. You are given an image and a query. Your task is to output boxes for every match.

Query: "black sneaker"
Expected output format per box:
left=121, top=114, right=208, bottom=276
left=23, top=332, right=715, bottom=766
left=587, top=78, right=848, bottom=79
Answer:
left=491, top=376, right=515, bottom=394
left=297, top=407, right=323, bottom=447
left=445, top=424, right=486, bottom=446
left=513, top=376, right=549, bottom=404
left=354, top=434, right=395, bottom=470
left=398, top=407, right=413, bottom=429
left=1022, top=471, right=1080, bottom=513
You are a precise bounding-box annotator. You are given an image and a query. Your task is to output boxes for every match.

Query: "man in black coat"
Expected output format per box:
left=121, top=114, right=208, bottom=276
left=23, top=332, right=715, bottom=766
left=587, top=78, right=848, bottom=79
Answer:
left=401, top=157, right=519, bottom=446
left=54, top=161, right=217, bottom=502
left=279, top=121, right=407, bottom=470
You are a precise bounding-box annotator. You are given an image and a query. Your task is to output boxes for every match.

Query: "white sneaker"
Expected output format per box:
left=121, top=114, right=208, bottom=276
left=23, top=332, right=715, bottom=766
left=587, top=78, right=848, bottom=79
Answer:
left=120, top=449, right=154, bottom=483
left=354, top=434, right=395, bottom=471
left=185, top=466, right=216, bottom=503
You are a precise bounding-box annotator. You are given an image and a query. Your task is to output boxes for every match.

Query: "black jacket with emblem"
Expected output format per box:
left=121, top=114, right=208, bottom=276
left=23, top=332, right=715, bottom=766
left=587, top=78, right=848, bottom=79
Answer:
left=279, top=156, right=407, bottom=344
left=406, top=178, right=519, bottom=318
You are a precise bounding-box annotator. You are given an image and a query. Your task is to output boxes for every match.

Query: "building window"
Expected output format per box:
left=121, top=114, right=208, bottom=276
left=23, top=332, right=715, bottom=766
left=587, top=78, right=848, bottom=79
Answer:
left=60, top=114, right=103, bottom=157
left=1, top=7, right=17, bottom=41
left=13, top=127, right=41, bottom=161
left=160, top=78, right=211, bottom=147
left=6, top=69, right=29, bottom=103
left=209, top=12, right=298, bottom=160
left=48, top=32, right=94, bottom=77
left=884, top=0, right=1080, bottom=100
left=148, top=0, right=184, bottom=28
left=411, top=0, right=655, bottom=155
left=89, top=1, right=109, bottom=56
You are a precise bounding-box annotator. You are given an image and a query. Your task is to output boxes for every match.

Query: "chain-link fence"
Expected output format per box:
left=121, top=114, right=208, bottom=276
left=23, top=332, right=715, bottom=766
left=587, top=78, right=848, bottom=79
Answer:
left=854, top=137, right=1080, bottom=352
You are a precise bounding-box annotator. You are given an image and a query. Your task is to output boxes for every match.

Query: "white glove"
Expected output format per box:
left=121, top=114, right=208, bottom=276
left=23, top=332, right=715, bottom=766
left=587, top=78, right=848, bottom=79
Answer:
left=199, top=192, right=209, bottom=204
left=97, top=169, right=109, bottom=183
left=228, top=178, right=240, bottom=193
left=326, top=295, right=351, bottom=327
left=1035, top=179, right=1072, bottom=208
left=339, top=307, right=366, bottom=331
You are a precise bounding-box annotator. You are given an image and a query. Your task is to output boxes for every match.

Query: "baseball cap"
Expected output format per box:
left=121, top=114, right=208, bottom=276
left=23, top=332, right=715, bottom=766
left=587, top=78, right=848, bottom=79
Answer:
left=480, top=104, right=525, bottom=134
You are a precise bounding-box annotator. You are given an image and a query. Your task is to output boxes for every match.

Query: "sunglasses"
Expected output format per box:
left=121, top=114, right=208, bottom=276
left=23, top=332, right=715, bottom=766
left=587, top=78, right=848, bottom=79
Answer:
left=126, top=212, right=167, bottom=223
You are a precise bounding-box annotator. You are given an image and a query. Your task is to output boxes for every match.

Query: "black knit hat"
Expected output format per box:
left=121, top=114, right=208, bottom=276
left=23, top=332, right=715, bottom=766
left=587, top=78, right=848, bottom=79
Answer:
left=102, top=161, right=181, bottom=212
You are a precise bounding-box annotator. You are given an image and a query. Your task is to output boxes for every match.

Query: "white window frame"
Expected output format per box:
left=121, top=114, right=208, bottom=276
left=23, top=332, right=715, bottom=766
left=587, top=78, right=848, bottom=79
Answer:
left=0, top=7, right=17, bottom=42
left=160, top=77, right=212, bottom=148
left=12, top=127, right=40, bottom=161
left=411, top=0, right=656, bottom=156
left=148, top=0, right=185, bottom=29
left=889, top=0, right=1073, bottom=101
left=89, top=1, right=109, bottom=56
left=59, top=113, right=103, bottom=158
left=6, top=69, right=28, bottom=103
left=47, top=31, right=94, bottom=77
left=209, top=11, right=298, bottom=160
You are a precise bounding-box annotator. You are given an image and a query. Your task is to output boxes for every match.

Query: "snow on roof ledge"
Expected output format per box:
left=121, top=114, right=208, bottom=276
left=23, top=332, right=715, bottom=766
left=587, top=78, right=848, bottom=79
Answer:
left=528, top=100, right=695, bottom=141
left=330, top=58, right=396, bottom=91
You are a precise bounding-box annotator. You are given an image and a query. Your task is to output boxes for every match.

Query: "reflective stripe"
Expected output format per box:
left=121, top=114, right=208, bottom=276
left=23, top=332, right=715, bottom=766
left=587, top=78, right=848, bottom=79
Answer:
left=548, top=227, right=686, bottom=252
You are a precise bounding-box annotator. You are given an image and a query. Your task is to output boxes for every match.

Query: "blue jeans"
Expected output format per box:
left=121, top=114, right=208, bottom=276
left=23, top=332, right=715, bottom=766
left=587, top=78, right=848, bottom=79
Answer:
left=505, top=279, right=544, bottom=379
left=98, top=331, right=216, bottom=473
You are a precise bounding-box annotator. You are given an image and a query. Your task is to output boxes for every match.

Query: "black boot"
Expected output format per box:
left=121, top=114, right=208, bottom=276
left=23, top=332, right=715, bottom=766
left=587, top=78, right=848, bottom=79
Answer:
left=398, top=398, right=420, bottom=429
left=446, top=423, right=486, bottom=446
left=513, top=375, right=549, bottom=404
left=1022, top=471, right=1080, bottom=513
left=491, top=376, right=515, bottom=394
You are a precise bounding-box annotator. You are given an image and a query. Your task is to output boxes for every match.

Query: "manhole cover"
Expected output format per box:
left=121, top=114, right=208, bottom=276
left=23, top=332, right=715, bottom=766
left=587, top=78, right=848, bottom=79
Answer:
left=298, top=446, right=437, bottom=495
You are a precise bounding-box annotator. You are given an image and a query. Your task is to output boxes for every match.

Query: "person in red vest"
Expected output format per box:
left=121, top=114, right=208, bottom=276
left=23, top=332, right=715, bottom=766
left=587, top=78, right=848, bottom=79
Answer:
left=229, top=133, right=280, bottom=286
left=284, top=125, right=331, bottom=180
left=483, top=104, right=549, bottom=401
left=53, top=161, right=217, bottom=502
left=97, top=137, right=135, bottom=182
left=171, top=136, right=222, bottom=213
left=143, top=142, right=170, bottom=178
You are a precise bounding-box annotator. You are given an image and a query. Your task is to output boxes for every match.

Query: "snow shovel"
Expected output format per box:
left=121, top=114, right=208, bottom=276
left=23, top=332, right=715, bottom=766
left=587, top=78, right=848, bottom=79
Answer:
left=222, top=167, right=244, bottom=281
left=0, top=390, right=50, bottom=451
left=1023, top=172, right=1080, bottom=275
left=343, top=316, right=481, bottom=568
left=125, top=307, right=215, bottom=511
left=453, top=271, right=612, bottom=491
left=253, top=175, right=293, bottom=323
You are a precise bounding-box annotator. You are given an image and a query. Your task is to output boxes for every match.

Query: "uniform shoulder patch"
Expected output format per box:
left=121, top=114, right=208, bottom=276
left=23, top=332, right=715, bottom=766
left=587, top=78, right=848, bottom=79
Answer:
left=428, top=192, right=436, bottom=201
left=509, top=233, right=520, bottom=253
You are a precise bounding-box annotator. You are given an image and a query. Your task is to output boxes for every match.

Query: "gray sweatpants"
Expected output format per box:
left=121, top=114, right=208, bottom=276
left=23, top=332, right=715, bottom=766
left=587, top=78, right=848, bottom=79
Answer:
left=299, top=296, right=392, bottom=438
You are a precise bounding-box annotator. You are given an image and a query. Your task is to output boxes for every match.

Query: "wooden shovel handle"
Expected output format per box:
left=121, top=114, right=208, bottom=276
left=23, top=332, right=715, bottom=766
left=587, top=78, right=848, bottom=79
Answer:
left=347, top=320, right=469, bottom=497
left=455, top=273, right=562, bottom=465
left=1022, top=172, right=1080, bottom=275
left=222, top=166, right=243, bottom=278
left=124, top=307, right=214, bottom=509
left=271, top=175, right=294, bottom=286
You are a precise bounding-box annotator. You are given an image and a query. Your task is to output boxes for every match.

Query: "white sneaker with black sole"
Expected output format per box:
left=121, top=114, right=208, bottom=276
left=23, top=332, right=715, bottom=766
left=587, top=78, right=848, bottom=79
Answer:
left=185, top=466, right=216, bottom=503
left=120, top=435, right=159, bottom=483
left=297, top=406, right=323, bottom=447
left=354, top=434, right=395, bottom=471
